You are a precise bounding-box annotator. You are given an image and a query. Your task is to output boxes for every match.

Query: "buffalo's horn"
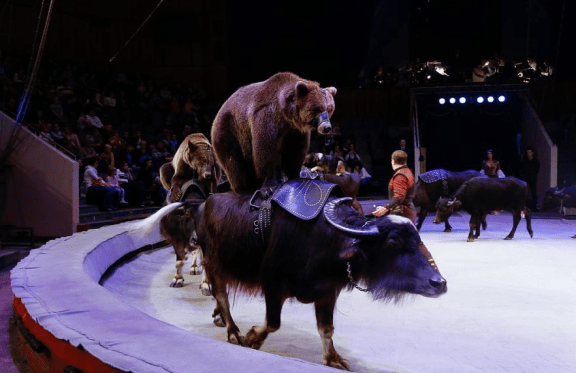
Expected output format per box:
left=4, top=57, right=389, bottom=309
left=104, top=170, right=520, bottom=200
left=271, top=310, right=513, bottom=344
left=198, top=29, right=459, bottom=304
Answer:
left=324, top=197, right=380, bottom=237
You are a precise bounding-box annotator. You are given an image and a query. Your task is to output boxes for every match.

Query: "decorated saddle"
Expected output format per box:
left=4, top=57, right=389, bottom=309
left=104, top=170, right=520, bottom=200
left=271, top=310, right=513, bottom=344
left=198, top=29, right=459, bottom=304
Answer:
left=419, top=169, right=452, bottom=184
left=250, top=179, right=342, bottom=243
left=271, top=178, right=341, bottom=220
left=169, top=179, right=209, bottom=203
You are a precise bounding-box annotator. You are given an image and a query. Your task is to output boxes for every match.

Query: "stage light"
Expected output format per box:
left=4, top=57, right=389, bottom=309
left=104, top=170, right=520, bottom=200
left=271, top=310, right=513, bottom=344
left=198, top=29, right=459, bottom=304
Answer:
left=498, top=95, right=505, bottom=102
left=487, top=96, right=494, bottom=103
left=459, top=97, right=466, bottom=104
left=439, top=98, right=446, bottom=105
left=449, top=97, right=456, bottom=104
left=477, top=96, right=484, bottom=103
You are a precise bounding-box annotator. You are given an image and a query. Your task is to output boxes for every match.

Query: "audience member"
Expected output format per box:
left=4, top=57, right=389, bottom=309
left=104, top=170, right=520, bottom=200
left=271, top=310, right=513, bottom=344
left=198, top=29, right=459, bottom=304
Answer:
left=117, top=161, right=146, bottom=207
left=79, top=120, right=103, bottom=150
left=106, top=166, right=129, bottom=206
left=352, top=160, right=372, bottom=186
left=344, top=143, right=361, bottom=167
left=137, top=158, right=166, bottom=205
left=99, top=143, right=115, bottom=172
left=86, top=108, right=104, bottom=129
left=49, top=122, right=65, bottom=145
left=82, top=156, right=120, bottom=211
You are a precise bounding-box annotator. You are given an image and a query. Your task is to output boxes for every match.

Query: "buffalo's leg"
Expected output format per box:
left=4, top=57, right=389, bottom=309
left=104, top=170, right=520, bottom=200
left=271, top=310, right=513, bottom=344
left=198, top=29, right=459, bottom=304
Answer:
left=481, top=213, right=488, bottom=230
left=315, top=293, right=350, bottom=370
left=244, top=292, right=286, bottom=350
left=444, top=219, right=452, bottom=232
left=505, top=210, right=522, bottom=240
left=210, top=275, right=243, bottom=345
left=473, top=215, right=481, bottom=238
left=170, top=244, right=188, bottom=287
left=467, top=217, right=477, bottom=242
left=416, top=209, right=427, bottom=231
left=190, top=247, right=211, bottom=296
left=524, top=207, right=534, bottom=238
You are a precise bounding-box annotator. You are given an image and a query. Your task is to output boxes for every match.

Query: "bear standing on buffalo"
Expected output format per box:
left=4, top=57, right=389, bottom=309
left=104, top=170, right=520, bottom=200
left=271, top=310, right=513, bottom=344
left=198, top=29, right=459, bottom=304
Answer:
left=211, top=72, right=337, bottom=192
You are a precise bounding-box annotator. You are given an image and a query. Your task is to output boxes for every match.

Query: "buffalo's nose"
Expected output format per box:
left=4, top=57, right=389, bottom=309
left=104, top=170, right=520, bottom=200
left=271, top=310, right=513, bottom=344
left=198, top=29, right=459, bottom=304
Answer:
left=432, top=219, right=440, bottom=224
left=429, top=274, right=447, bottom=293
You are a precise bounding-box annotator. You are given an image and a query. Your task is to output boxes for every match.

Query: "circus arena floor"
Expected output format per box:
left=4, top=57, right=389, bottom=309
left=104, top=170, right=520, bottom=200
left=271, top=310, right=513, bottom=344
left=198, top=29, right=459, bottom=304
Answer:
left=3, top=207, right=576, bottom=373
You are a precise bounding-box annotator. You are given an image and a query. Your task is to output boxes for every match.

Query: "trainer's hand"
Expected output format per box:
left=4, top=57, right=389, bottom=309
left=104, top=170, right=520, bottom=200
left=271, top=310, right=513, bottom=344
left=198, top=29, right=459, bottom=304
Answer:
left=373, top=206, right=388, bottom=217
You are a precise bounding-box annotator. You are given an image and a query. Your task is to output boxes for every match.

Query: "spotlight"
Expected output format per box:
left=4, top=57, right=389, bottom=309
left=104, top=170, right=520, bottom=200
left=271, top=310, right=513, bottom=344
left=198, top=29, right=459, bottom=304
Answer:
left=477, top=96, right=484, bottom=104
left=459, top=97, right=466, bottom=104
left=449, top=97, right=456, bottom=104
left=487, top=96, right=494, bottom=103
left=498, top=95, right=505, bottom=102
left=439, top=98, right=446, bottom=105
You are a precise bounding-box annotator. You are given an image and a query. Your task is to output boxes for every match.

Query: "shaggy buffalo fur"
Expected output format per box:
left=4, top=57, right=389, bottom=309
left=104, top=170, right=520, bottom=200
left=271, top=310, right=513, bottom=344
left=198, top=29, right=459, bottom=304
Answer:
left=210, top=72, right=337, bottom=192
left=190, top=191, right=446, bottom=369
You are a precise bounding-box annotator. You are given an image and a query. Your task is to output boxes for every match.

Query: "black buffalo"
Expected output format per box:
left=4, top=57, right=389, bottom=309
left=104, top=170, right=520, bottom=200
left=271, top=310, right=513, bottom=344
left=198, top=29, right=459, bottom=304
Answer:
left=187, top=190, right=446, bottom=370
left=434, top=176, right=534, bottom=242
left=414, top=169, right=485, bottom=232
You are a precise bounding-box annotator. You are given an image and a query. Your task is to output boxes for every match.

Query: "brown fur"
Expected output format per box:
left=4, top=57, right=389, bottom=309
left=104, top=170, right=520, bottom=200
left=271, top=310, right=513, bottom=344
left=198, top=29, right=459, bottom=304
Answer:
left=211, top=72, right=337, bottom=192
left=159, top=133, right=221, bottom=203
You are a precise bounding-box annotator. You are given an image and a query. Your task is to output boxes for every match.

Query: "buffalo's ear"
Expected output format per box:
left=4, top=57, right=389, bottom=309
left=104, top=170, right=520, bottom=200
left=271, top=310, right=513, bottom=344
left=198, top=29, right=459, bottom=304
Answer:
left=295, top=81, right=309, bottom=99
left=339, top=246, right=365, bottom=261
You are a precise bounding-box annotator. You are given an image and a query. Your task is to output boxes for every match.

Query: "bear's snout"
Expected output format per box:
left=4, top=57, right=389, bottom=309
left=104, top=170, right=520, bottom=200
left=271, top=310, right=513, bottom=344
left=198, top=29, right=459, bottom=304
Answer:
left=316, top=111, right=332, bottom=135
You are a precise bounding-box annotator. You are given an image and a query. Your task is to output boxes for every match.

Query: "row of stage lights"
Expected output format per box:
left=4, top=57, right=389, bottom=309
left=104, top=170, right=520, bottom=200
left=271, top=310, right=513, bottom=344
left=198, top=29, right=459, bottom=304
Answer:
left=438, top=95, right=506, bottom=105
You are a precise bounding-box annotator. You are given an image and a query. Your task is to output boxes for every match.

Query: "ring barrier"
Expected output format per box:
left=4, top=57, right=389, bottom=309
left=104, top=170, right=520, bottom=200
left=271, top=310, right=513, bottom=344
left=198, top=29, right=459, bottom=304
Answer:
left=11, top=222, right=334, bottom=373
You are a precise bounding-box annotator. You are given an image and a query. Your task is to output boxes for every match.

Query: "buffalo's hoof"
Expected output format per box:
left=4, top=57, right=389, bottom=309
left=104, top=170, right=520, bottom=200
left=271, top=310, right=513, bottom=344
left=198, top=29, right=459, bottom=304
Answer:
left=443, top=228, right=452, bottom=233
left=325, top=354, right=351, bottom=371
left=467, top=237, right=475, bottom=242
left=572, top=234, right=576, bottom=239
left=504, top=236, right=513, bottom=240
left=190, top=267, right=199, bottom=275
left=170, top=278, right=184, bottom=288
left=228, top=332, right=245, bottom=346
left=244, top=327, right=266, bottom=350
left=529, top=232, right=534, bottom=238
left=213, top=315, right=225, bottom=327
left=200, top=283, right=211, bottom=296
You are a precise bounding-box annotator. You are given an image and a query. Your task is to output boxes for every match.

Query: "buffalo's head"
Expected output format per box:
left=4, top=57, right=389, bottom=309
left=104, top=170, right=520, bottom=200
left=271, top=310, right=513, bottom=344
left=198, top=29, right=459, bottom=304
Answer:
left=324, top=197, right=447, bottom=301
left=433, top=197, right=461, bottom=224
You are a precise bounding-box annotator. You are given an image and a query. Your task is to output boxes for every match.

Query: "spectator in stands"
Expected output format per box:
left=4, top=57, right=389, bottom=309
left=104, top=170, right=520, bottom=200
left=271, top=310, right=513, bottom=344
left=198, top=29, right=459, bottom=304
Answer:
left=63, top=125, right=82, bottom=152
left=152, top=140, right=173, bottom=169
left=329, top=143, right=344, bottom=160
left=82, top=156, right=120, bottom=212
left=86, top=107, right=104, bottom=129
left=49, top=122, right=66, bottom=145
left=49, top=97, right=65, bottom=122
left=117, top=161, right=146, bottom=207
left=80, top=138, right=98, bottom=160
left=79, top=119, right=103, bottom=150
left=395, top=138, right=414, bottom=167
left=137, top=158, right=166, bottom=205
left=99, top=143, right=115, bottom=172
left=344, top=143, right=361, bottom=167
left=352, top=160, right=372, bottom=186
left=106, top=166, right=129, bottom=206
left=39, top=123, right=56, bottom=145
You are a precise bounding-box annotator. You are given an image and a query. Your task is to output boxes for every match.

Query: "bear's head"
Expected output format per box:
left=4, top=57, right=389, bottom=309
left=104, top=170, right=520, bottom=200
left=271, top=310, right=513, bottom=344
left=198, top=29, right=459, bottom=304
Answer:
left=184, top=140, right=218, bottom=182
left=288, top=81, right=337, bottom=135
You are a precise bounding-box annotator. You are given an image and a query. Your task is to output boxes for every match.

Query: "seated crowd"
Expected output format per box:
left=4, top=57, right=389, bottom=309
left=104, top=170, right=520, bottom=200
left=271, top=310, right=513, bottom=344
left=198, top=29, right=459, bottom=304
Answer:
left=0, top=51, right=221, bottom=211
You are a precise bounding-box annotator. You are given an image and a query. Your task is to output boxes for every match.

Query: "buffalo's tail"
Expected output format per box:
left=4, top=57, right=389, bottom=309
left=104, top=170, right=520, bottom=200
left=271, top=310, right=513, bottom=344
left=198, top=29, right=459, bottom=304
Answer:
left=128, top=202, right=184, bottom=237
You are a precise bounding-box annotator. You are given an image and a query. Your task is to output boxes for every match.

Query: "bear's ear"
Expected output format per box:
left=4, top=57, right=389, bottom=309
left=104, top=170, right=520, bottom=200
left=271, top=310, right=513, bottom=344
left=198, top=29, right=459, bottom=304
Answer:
left=295, top=81, right=309, bottom=99
left=325, top=86, right=337, bottom=97
left=188, top=140, right=198, bottom=152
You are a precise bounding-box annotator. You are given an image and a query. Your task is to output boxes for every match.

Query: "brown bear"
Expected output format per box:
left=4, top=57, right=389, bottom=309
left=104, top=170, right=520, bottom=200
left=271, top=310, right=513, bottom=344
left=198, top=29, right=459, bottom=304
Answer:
left=210, top=72, right=337, bottom=192
left=159, top=133, right=221, bottom=203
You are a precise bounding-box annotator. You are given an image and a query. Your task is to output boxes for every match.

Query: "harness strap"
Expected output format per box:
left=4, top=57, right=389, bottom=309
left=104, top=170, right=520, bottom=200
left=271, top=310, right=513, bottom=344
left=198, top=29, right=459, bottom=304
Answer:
left=442, top=178, right=449, bottom=197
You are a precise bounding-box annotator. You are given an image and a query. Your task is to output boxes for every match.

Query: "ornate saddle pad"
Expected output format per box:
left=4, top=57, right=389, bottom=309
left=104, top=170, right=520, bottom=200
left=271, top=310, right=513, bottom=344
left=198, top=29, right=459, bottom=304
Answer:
left=271, top=179, right=341, bottom=220
left=419, top=169, right=452, bottom=184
